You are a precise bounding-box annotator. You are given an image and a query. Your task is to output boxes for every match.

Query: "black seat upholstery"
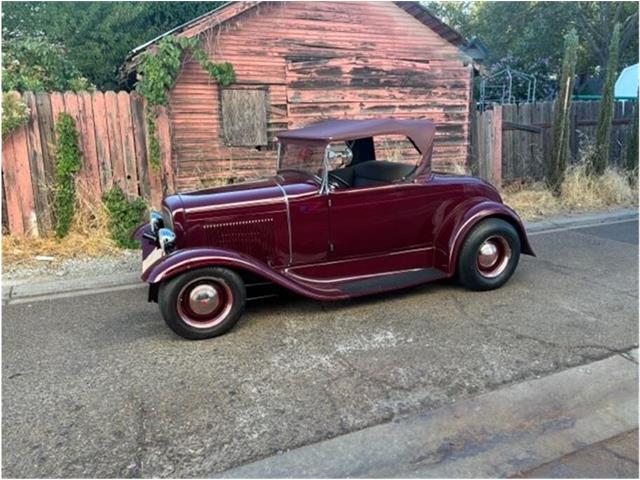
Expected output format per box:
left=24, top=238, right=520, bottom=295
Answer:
left=329, top=166, right=355, bottom=186
left=352, top=161, right=415, bottom=187
left=329, top=160, right=415, bottom=188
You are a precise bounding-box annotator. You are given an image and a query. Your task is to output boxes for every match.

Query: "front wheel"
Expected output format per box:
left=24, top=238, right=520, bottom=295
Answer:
left=158, top=267, right=246, bottom=340
left=456, top=218, right=521, bottom=291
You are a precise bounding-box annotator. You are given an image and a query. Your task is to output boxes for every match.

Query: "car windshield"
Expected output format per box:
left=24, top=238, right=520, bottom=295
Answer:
left=278, top=142, right=352, bottom=175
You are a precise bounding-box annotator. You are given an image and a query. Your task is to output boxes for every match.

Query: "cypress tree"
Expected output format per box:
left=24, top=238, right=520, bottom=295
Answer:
left=548, top=28, right=579, bottom=194
left=590, top=23, right=621, bottom=176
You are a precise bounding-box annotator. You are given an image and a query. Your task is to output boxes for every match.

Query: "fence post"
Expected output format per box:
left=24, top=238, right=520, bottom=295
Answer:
left=156, top=107, right=175, bottom=195
left=491, top=105, right=503, bottom=188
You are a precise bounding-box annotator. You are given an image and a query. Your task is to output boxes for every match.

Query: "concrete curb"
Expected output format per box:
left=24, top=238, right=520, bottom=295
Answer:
left=218, top=349, right=639, bottom=478
left=3, top=271, right=142, bottom=304
left=2, top=209, right=637, bottom=303
left=525, top=207, right=638, bottom=233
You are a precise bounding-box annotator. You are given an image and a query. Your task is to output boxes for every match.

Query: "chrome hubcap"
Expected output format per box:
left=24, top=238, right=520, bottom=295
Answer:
left=188, top=284, right=220, bottom=315
left=476, top=236, right=512, bottom=278
left=177, top=277, right=234, bottom=329
left=478, top=241, right=499, bottom=268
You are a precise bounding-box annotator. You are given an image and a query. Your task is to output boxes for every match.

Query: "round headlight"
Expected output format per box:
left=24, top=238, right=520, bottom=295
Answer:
left=150, top=211, right=164, bottom=233
left=158, top=228, right=176, bottom=253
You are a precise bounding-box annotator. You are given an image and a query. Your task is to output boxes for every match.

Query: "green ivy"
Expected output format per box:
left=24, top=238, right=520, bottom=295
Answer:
left=145, top=110, right=162, bottom=171
left=135, top=35, right=235, bottom=171
left=102, top=187, right=148, bottom=249
left=54, top=113, right=82, bottom=238
left=2, top=92, right=30, bottom=140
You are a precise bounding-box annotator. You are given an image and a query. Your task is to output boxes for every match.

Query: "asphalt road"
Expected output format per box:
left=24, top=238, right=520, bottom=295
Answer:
left=2, top=220, right=638, bottom=478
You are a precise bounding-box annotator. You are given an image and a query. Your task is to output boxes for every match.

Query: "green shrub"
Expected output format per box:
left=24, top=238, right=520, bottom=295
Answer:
left=54, top=113, right=82, bottom=238
left=2, top=92, right=30, bottom=140
left=103, top=187, right=147, bottom=249
left=2, top=36, right=93, bottom=93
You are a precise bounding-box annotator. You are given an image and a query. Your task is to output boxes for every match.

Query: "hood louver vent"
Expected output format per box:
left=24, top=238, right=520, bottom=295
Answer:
left=203, top=218, right=275, bottom=261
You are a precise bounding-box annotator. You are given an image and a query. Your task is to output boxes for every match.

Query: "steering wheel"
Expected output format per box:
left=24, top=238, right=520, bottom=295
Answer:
left=278, top=169, right=322, bottom=185
left=328, top=172, right=351, bottom=189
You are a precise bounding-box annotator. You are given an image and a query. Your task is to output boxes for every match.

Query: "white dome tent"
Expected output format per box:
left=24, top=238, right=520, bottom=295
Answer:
left=614, top=64, right=639, bottom=99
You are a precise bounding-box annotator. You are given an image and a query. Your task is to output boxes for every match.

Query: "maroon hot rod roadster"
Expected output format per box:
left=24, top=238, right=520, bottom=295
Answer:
left=136, top=119, right=534, bottom=339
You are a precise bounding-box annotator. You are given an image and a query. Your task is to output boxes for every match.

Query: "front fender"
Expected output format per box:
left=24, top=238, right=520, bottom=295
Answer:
left=434, top=199, right=534, bottom=274
left=142, top=247, right=348, bottom=301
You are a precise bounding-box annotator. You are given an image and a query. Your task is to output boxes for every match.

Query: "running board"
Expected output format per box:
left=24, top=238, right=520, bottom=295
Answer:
left=338, top=268, right=447, bottom=296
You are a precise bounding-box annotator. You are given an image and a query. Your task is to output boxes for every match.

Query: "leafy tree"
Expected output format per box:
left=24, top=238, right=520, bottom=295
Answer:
left=423, top=2, right=638, bottom=98
left=2, top=36, right=92, bottom=92
left=590, top=24, right=621, bottom=176
left=2, top=1, right=225, bottom=90
left=576, top=3, right=638, bottom=80
left=549, top=29, right=579, bottom=193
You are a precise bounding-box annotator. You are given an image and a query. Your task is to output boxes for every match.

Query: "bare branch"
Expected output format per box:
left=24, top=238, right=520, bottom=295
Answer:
left=620, top=12, right=639, bottom=52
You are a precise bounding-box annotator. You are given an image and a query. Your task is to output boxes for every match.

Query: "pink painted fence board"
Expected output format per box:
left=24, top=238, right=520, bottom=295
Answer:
left=2, top=91, right=172, bottom=236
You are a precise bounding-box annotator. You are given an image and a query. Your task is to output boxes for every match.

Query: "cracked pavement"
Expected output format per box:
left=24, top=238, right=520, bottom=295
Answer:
left=2, top=220, right=638, bottom=477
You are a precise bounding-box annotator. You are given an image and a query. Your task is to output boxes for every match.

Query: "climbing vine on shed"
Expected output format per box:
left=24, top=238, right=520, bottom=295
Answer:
left=135, top=35, right=235, bottom=171
left=54, top=113, right=82, bottom=238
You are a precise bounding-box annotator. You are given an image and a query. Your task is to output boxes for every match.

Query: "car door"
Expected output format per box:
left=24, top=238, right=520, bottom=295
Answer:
left=327, top=181, right=440, bottom=265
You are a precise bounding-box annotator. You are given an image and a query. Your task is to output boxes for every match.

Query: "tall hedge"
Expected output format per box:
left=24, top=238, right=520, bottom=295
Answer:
left=590, top=23, right=621, bottom=176
left=548, top=28, right=579, bottom=194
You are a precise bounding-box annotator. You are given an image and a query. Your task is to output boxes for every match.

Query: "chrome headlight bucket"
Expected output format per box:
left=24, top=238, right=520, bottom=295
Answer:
left=158, top=228, right=177, bottom=254
left=150, top=211, right=164, bottom=234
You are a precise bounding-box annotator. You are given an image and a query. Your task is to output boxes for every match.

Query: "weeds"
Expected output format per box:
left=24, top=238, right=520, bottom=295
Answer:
left=503, top=165, right=637, bottom=221
left=103, top=187, right=147, bottom=249
left=2, top=186, right=119, bottom=267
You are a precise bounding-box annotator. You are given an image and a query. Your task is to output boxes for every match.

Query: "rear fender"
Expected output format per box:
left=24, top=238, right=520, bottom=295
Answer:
left=434, top=200, right=534, bottom=274
left=142, top=247, right=346, bottom=301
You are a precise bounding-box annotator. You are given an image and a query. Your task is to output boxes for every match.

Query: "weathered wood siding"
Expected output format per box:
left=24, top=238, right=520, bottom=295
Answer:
left=169, top=1, right=473, bottom=190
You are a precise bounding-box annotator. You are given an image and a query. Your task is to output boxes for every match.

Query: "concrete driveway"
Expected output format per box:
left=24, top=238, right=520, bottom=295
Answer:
left=2, top=220, right=638, bottom=477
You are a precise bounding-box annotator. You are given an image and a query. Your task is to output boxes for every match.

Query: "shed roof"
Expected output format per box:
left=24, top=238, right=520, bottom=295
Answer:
left=123, top=1, right=471, bottom=72
left=276, top=118, right=436, bottom=155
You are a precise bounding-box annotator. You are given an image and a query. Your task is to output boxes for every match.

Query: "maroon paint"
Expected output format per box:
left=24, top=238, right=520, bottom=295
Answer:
left=139, top=119, right=534, bottom=301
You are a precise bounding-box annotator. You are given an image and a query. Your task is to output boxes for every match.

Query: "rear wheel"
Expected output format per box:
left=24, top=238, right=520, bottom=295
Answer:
left=456, top=218, right=521, bottom=291
left=158, top=267, right=246, bottom=340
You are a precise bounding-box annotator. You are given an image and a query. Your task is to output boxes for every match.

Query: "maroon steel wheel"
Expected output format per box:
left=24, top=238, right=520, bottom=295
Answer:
left=176, top=277, right=234, bottom=329
left=476, top=235, right=512, bottom=279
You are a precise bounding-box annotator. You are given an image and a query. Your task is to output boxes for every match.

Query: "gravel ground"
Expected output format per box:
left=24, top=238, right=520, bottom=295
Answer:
left=2, top=250, right=139, bottom=284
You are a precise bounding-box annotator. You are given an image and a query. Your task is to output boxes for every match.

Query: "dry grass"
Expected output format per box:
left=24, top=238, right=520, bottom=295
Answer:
left=503, top=165, right=637, bottom=221
left=501, top=181, right=562, bottom=221
left=2, top=190, right=120, bottom=268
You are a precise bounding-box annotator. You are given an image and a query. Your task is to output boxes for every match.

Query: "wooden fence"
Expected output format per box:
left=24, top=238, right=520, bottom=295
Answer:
left=2, top=93, right=637, bottom=237
left=471, top=100, right=637, bottom=187
left=2, top=91, right=174, bottom=236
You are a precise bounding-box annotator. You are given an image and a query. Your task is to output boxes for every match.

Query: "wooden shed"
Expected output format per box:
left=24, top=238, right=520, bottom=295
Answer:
left=123, top=1, right=476, bottom=191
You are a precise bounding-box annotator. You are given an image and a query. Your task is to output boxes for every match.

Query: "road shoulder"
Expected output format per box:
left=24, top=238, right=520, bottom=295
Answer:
left=219, top=349, right=638, bottom=478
